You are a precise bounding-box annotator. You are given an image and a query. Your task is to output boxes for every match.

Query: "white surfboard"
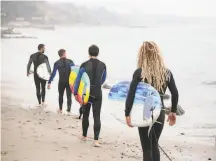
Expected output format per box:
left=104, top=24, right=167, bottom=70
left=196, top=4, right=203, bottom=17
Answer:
left=36, top=63, right=51, bottom=81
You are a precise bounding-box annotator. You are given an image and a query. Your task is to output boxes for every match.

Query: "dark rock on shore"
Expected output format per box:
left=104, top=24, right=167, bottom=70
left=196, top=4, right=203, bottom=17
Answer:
left=1, top=28, right=21, bottom=35
left=102, top=83, right=112, bottom=89
left=161, top=94, right=170, bottom=100
left=165, top=105, right=185, bottom=116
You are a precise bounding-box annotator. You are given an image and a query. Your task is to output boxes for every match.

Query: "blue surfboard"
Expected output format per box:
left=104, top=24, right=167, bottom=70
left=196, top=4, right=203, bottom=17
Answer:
left=108, top=81, right=162, bottom=127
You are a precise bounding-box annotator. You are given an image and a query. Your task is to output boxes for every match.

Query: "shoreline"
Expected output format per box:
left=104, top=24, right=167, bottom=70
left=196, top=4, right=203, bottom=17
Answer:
left=1, top=84, right=216, bottom=161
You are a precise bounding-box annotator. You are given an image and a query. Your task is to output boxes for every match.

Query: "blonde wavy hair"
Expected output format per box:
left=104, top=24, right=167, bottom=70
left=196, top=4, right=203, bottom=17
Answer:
left=137, top=41, right=168, bottom=92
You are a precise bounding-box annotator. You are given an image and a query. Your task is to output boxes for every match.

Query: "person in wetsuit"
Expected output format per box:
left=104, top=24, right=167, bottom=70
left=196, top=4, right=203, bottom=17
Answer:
left=27, top=44, right=51, bottom=106
left=48, top=49, right=74, bottom=114
left=74, top=45, right=107, bottom=147
left=125, top=41, right=179, bottom=161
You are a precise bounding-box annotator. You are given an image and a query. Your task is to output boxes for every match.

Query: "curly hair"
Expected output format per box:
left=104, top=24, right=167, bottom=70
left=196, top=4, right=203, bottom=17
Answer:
left=137, top=41, right=168, bottom=92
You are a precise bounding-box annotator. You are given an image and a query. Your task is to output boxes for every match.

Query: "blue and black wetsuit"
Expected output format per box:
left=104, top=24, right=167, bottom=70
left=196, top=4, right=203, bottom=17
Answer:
left=125, top=68, right=179, bottom=161
left=74, top=58, right=106, bottom=140
left=48, top=58, right=74, bottom=112
left=27, top=52, right=51, bottom=104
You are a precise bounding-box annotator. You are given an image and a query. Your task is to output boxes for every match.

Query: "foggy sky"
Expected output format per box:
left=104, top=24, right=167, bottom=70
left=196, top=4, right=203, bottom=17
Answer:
left=49, top=0, right=216, bottom=17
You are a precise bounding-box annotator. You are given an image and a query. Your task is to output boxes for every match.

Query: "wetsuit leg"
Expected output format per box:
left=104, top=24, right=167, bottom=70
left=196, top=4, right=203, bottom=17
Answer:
left=41, top=79, right=46, bottom=103
left=138, top=126, right=152, bottom=161
left=152, top=111, right=165, bottom=161
left=58, top=82, right=66, bottom=110
left=79, top=106, right=84, bottom=119
left=138, top=111, right=165, bottom=161
left=34, top=74, right=41, bottom=104
left=65, top=83, right=72, bottom=112
left=82, top=103, right=91, bottom=137
left=92, top=96, right=102, bottom=140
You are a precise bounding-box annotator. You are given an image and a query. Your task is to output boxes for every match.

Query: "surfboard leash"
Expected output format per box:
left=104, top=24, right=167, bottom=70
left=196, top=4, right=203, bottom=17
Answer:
left=152, top=127, right=172, bottom=161
left=158, top=144, right=172, bottom=161
left=111, top=110, right=173, bottom=161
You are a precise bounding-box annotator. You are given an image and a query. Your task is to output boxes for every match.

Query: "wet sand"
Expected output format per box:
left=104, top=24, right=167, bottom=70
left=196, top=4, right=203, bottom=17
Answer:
left=1, top=84, right=216, bottom=161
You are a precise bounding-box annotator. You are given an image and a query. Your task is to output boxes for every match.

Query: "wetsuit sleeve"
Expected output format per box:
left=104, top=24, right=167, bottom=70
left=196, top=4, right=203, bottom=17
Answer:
left=27, top=55, right=33, bottom=74
left=70, top=60, right=75, bottom=66
left=167, top=71, right=179, bottom=113
left=101, top=64, right=107, bottom=85
left=125, top=69, right=141, bottom=116
left=74, top=64, right=85, bottom=95
left=48, top=63, right=58, bottom=84
left=45, top=56, right=52, bottom=74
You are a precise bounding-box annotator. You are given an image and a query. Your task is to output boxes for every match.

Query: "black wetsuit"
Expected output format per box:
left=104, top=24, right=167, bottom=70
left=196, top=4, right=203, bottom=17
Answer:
left=74, top=58, right=107, bottom=140
left=125, top=68, right=179, bottom=161
left=27, top=52, right=51, bottom=104
left=48, top=58, right=74, bottom=112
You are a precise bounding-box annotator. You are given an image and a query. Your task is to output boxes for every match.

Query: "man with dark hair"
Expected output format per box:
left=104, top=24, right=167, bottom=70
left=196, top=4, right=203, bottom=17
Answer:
left=48, top=49, right=74, bottom=114
left=27, top=44, right=51, bottom=107
left=74, top=45, right=107, bottom=147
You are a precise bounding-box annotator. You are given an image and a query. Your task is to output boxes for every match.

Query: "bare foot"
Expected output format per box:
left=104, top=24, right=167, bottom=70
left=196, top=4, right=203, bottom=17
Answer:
left=57, top=109, right=62, bottom=114
left=79, top=135, right=87, bottom=141
left=66, top=111, right=71, bottom=116
left=74, top=115, right=82, bottom=119
left=36, top=104, right=42, bottom=107
left=41, top=102, right=47, bottom=107
left=93, top=140, right=101, bottom=147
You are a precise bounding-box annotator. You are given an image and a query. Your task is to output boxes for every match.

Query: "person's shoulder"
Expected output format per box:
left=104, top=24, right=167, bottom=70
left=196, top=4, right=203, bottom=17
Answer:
left=54, top=59, right=60, bottom=65
left=166, top=68, right=172, bottom=75
left=99, top=60, right=106, bottom=67
left=43, top=54, right=49, bottom=59
left=133, top=68, right=142, bottom=78
left=30, top=52, right=37, bottom=57
left=81, top=60, right=89, bottom=67
left=67, top=58, right=74, bottom=63
left=135, top=68, right=142, bottom=74
left=165, top=68, right=173, bottom=81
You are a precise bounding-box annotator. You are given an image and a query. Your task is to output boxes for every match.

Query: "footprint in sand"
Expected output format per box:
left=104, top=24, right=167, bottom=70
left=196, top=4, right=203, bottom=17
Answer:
left=1, top=127, right=7, bottom=131
left=6, top=117, right=15, bottom=121
left=18, top=126, right=22, bottom=129
left=67, top=125, right=76, bottom=129
left=62, top=147, right=68, bottom=150
left=1, top=151, right=8, bottom=156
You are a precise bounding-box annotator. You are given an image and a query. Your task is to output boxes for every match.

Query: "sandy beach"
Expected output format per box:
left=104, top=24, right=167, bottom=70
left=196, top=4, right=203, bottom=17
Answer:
left=1, top=25, right=216, bottom=161
left=1, top=81, right=216, bottom=161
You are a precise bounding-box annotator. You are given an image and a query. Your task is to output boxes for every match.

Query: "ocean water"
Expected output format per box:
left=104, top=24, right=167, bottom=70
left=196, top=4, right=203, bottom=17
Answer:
left=1, top=25, right=216, bottom=144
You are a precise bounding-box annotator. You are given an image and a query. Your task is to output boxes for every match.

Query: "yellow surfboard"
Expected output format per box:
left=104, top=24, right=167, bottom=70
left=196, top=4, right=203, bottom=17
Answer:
left=69, top=66, right=90, bottom=105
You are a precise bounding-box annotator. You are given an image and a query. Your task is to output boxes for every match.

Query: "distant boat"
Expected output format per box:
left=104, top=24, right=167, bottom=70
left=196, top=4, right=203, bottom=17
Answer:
left=127, top=25, right=149, bottom=28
